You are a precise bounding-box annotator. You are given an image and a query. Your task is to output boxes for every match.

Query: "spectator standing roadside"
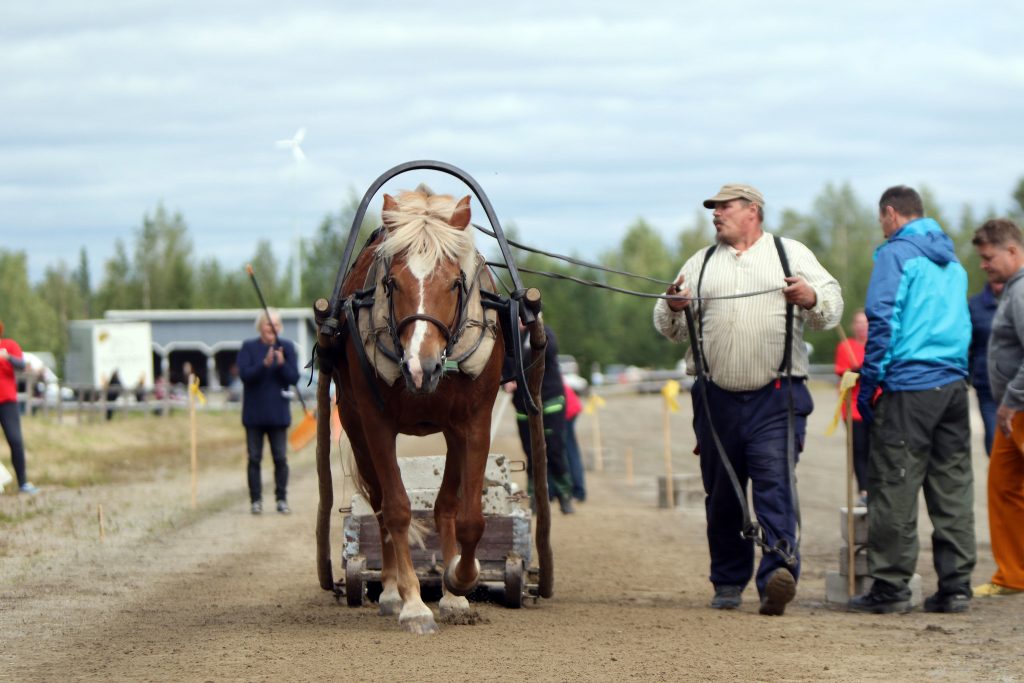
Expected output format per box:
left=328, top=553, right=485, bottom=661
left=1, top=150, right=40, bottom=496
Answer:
left=654, top=183, right=842, bottom=616
left=971, top=218, right=1024, bottom=597
left=969, top=279, right=1003, bottom=456
left=0, top=320, right=39, bottom=494
left=563, top=381, right=586, bottom=502
left=237, top=309, right=299, bottom=515
left=833, top=309, right=870, bottom=503
left=849, top=185, right=975, bottom=614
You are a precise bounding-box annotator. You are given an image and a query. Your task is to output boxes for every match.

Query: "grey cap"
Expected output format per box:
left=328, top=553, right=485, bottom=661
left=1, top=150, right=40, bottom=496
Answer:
left=702, top=183, right=765, bottom=209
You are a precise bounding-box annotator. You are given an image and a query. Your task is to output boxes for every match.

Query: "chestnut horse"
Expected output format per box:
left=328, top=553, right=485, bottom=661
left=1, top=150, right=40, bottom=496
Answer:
left=331, top=188, right=504, bottom=634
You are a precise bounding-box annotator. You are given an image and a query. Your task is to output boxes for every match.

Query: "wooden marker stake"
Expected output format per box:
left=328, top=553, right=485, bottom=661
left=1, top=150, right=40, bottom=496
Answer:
left=97, top=503, right=105, bottom=542
left=189, top=373, right=198, bottom=510
left=663, top=400, right=675, bottom=508
left=846, top=390, right=856, bottom=597
left=625, top=446, right=634, bottom=485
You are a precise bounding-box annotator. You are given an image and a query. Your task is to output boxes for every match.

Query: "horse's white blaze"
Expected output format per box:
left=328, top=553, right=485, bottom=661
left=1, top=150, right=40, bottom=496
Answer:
left=406, top=256, right=430, bottom=388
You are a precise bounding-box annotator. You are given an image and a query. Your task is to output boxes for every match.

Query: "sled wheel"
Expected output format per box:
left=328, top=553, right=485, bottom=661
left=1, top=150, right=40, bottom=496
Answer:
left=345, top=556, right=366, bottom=607
left=503, top=555, right=525, bottom=609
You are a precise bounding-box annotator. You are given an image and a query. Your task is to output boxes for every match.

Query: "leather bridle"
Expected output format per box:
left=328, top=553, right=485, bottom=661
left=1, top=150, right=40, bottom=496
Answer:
left=381, top=263, right=471, bottom=369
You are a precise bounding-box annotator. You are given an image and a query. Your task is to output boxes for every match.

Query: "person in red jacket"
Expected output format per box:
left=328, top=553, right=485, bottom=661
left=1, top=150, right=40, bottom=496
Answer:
left=0, top=321, right=39, bottom=494
left=834, top=309, right=869, bottom=504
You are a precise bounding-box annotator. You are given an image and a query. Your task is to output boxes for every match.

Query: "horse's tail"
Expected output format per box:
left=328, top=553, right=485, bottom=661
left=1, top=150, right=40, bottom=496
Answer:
left=348, top=450, right=372, bottom=508
left=351, top=456, right=428, bottom=551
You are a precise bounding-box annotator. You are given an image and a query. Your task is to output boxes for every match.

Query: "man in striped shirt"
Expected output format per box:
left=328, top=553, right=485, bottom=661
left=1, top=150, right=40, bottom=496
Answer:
left=654, top=184, right=843, bottom=616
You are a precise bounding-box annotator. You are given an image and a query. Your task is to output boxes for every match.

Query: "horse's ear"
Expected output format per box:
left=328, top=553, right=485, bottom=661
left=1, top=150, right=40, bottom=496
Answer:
left=449, top=196, right=471, bottom=230
left=382, top=194, right=399, bottom=229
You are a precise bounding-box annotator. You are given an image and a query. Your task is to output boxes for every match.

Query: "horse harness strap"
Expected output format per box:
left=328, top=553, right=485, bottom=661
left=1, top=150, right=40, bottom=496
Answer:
left=342, top=296, right=387, bottom=412
left=690, top=235, right=800, bottom=568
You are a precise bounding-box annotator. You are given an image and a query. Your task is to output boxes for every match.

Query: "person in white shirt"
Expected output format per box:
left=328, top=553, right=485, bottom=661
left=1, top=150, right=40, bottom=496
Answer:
left=654, top=184, right=842, bottom=616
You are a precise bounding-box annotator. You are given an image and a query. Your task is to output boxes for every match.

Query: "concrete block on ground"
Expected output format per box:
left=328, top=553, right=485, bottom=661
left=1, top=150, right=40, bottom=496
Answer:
left=657, top=474, right=702, bottom=508
left=839, top=505, right=868, bottom=544
left=825, top=570, right=873, bottom=604
left=838, top=545, right=869, bottom=577
left=908, top=573, right=922, bottom=607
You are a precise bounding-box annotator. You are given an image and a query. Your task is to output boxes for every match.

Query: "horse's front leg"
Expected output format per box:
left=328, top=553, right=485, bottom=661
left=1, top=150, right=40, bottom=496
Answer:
left=366, top=433, right=437, bottom=634
left=440, top=426, right=487, bottom=601
left=435, top=436, right=471, bottom=618
left=340, top=408, right=402, bottom=617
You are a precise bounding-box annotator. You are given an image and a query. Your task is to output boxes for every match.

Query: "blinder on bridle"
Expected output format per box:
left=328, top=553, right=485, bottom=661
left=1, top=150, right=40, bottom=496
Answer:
left=381, top=262, right=470, bottom=371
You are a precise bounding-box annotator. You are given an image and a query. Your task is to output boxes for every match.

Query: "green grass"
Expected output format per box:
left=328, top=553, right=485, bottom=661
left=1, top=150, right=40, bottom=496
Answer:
left=20, top=409, right=258, bottom=488
left=0, top=505, right=49, bottom=526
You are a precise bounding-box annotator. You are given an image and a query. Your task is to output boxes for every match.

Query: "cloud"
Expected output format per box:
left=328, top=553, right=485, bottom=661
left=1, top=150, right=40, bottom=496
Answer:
left=2, top=1, right=1024, bottom=282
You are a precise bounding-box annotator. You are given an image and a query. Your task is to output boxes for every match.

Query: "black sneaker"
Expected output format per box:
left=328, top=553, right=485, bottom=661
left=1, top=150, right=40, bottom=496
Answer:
left=923, top=591, right=970, bottom=613
left=848, top=583, right=911, bottom=614
left=711, top=585, right=743, bottom=610
left=759, top=568, right=797, bottom=616
left=557, top=495, right=575, bottom=515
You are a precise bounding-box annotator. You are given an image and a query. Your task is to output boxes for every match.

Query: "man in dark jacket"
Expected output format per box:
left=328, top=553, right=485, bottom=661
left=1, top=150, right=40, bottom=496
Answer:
left=968, top=279, right=1002, bottom=455
left=237, top=309, right=299, bottom=514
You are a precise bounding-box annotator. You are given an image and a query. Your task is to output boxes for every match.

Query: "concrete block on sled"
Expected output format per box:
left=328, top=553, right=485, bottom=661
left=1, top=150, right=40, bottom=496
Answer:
left=341, top=453, right=536, bottom=609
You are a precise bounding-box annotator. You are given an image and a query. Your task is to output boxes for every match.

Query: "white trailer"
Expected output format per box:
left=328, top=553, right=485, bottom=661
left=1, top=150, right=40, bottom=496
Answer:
left=65, top=320, right=154, bottom=389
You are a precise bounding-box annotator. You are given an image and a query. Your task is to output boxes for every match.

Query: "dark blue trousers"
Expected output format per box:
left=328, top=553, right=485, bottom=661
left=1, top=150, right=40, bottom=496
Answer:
left=246, top=426, right=289, bottom=503
left=692, top=378, right=812, bottom=596
left=0, top=401, right=28, bottom=486
left=975, top=384, right=997, bottom=456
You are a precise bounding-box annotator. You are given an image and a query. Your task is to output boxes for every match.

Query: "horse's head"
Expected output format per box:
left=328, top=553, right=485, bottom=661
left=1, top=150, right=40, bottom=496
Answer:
left=377, top=188, right=476, bottom=395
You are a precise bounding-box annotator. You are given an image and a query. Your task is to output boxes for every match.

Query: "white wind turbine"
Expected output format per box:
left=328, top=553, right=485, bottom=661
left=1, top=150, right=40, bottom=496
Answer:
left=276, top=127, right=307, bottom=302
left=276, top=127, right=307, bottom=163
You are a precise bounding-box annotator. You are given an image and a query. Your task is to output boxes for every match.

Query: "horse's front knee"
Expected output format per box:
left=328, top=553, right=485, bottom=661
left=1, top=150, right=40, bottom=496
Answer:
left=456, top=514, right=485, bottom=550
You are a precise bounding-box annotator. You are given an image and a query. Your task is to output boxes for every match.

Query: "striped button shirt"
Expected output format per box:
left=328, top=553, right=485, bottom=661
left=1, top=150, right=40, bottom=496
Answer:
left=653, top=232, right=843, bottom=392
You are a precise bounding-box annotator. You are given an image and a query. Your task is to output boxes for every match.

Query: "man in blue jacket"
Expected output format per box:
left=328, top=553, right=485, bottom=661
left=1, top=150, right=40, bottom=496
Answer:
left=848, top=186, right=975, bottom=614
left=238, top=309, right=300, bottom=515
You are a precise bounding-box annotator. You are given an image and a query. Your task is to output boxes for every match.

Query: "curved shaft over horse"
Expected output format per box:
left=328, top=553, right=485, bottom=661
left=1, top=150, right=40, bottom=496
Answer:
left=319, top=188, right=505, bottom=634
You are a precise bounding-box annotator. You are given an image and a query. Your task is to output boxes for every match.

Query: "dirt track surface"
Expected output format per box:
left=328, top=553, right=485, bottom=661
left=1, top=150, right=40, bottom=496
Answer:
left=2, top=385, right=1023, bottom=682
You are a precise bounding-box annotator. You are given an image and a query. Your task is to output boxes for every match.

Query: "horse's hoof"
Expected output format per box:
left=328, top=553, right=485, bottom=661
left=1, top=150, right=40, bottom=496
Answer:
left=378, top=597, right=402, bottom=616
left=400, top=614, right=439, bottom=635
left=443, top=555, right=481, bottom=597
left=438, top=594, right=470, bottom=618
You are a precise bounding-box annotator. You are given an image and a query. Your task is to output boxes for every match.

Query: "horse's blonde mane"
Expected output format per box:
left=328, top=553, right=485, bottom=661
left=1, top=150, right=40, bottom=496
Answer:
left=377, top=188, right=476, bottom=273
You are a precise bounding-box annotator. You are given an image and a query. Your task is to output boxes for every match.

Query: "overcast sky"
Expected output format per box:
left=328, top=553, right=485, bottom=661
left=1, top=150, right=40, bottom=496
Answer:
left=3, top=1, right=1023, bottom=283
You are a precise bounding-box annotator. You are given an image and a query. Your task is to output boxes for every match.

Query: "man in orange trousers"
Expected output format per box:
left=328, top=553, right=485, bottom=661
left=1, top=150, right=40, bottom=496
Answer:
left=973, top=218, right=1024, bottom=597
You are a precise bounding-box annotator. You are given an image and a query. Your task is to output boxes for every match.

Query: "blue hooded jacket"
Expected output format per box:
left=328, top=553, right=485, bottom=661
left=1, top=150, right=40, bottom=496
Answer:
left=860, top=217, right=969, bottom=398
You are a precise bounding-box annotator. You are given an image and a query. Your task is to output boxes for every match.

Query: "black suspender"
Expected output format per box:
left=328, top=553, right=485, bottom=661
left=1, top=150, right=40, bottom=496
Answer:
left=695, top=235, right=795, bottom=378
left=774, top=235, right=795, bottom=377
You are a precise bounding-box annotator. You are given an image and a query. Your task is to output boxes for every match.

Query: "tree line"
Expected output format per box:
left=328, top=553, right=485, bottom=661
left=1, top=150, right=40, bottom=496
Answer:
left=2, top=179, right=1023, bottom=376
